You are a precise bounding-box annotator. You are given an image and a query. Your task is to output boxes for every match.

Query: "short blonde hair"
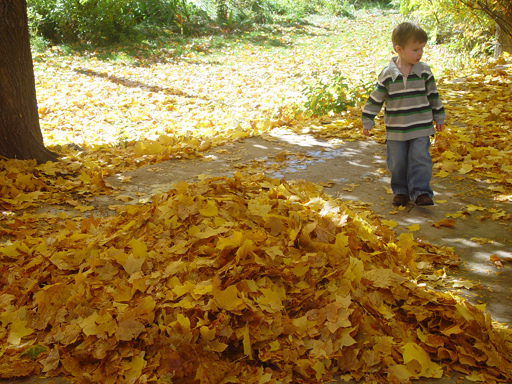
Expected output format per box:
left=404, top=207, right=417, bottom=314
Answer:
left=392, top=22, right=428, bottom=52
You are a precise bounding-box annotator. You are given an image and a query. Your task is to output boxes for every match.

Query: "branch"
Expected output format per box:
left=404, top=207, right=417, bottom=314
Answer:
left=457, top=0, right=512, bottom=40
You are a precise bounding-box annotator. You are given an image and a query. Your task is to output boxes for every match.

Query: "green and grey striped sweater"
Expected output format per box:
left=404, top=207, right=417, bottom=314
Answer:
left=362, top=57, right=445, bottom=141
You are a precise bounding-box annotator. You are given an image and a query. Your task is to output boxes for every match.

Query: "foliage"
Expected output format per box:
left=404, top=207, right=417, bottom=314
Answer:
left=398, top=0, right=495, bottom=56
left=27, top=0, right=199, bottom=44
left=27, top=0, right=373, bottom=46
left=301, top=71, right=374, bottom=116
left=458, top=0, right=512, bottom=41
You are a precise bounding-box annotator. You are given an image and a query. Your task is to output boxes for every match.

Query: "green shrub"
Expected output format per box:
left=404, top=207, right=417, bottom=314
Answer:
left=301, top=71, right=374, bottom=116
left=28, top=0, right=198, bottom=45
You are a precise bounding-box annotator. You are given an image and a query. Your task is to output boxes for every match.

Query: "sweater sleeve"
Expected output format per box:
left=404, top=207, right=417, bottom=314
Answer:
left=361, top=73, right=388, bottom=130
left=425, top=72, right=445, bottom=125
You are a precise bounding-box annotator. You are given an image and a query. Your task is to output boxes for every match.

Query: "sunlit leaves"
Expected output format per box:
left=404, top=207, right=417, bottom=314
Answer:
left=0, top=11, right=511, bottom=384
left=1, top=173, right=512, bottom=382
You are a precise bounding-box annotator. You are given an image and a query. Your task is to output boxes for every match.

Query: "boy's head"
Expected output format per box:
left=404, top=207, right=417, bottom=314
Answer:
left=392, top=22, right=428, bottom=52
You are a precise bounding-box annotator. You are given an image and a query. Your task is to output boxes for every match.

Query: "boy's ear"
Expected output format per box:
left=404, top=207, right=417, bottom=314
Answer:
left=395, top=45, right=403, bottom=54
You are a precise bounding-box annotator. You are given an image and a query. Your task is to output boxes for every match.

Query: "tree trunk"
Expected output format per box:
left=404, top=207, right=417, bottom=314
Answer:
left=0, top=0, right=57, bottom=163
left=495, top=21, right=512, bottom=58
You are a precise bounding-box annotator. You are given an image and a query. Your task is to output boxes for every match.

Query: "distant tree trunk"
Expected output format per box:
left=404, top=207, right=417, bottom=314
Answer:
left=0, top=0, right=57, bottom=163
left=495, top=21, right=512, bottom=58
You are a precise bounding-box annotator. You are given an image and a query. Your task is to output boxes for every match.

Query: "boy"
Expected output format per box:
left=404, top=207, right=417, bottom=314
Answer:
left=361, top=22, right=445, bottom=207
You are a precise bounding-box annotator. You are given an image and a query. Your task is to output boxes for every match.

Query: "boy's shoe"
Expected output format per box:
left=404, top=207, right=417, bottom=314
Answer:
left=415, top=194, right=434, bottom=206
left=392, top=194, right=410, bottom=206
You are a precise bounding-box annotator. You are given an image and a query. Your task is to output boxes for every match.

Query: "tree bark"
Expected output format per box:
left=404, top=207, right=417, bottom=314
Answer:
left=0, top=0, right=57, bottom=163
left=495, top=21, right=512, bottom=58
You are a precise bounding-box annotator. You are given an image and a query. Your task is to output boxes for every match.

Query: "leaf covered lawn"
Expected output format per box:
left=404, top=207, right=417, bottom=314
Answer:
left=1, top=12, right=512, bottom=384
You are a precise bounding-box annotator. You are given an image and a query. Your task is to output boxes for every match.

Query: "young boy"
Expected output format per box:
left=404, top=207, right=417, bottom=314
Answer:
left=362, top=22, right=445, bottom=207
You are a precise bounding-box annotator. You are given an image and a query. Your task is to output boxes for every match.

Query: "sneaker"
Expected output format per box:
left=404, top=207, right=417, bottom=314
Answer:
left=392, top=194, right=410, bottom=206
left=415, top=194, right=434, bottom=206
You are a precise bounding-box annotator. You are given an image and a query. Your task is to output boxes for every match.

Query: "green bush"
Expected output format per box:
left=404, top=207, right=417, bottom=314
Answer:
left=27, top=0, right=382, bottom=46
left=28, top=0, right=197, bottom=44
left=301, top=71, right=374, bottom=116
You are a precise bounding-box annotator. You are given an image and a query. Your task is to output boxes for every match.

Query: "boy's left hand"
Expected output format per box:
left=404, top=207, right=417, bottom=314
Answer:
left=435, top=124, right=444, bottom=132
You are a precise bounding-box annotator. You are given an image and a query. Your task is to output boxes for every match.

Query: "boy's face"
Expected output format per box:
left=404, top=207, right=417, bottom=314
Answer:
left=395, top=39, right=426, bottom=66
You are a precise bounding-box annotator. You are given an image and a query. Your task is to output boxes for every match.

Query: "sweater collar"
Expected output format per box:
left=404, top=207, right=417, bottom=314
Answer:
left=389, top=57, right=422, bottom=80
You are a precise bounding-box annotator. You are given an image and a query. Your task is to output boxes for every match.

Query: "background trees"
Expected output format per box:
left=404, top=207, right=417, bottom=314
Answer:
left=400, top=0, right=512, bottom=57
left=458, top=0, right=512, bottom=57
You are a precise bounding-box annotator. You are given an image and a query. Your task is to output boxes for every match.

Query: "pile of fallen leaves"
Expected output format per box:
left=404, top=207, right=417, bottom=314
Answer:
left=1, top=173, right=511, bottom=383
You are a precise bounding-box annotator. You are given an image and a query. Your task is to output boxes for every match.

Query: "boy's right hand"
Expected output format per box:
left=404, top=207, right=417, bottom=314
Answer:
left=363, top=129, right=371, bottom=137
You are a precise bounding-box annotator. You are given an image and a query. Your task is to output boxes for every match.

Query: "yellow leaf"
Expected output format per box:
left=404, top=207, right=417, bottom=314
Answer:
left=0, top=244, right=20, bottom=257
left=74, top=205, right=94, bottom=212
left=383, top=185, right=393, bottom=194
left=456, top=303, right=475, bottom=321
left=207, top=340, right=228, bottom=352
left=465, top=372, right=486, bottom=382
left=130, top=238, right=148, bottom=259
left=79, top=172, right=91, bottom=184
left=313, top=360, right=326, bottom=380
left=123, top=254, right=145, bottom=276
left=292, top=316, right=308, bottom=337
left=432, top=218, right=456, bottom=228
left=435, top=170, right=449, bottom=178
left=124, top=353, right=145, bottom=381
left=257, top=287, right=284, bottom=312
left=243, top=323, right=253, bottom=359
left=200, top=326, right=216, bottom=341
left=13, top=191, right=45, bottom=202
left=8, top=319, right=34, bottom=345
left=214, top=285, right=246, bottom=312
left=248, top=201, right=272, bottom=217
left=199, top=200, right=218, bottom=216
left=446, top=211, right=464, bottom=218
left=488, top=185, right=506, bottom=193
left=466, top=204, right=484, bottom=212
left=133, top=141, right=164, bottom=156
left=407, top=223, right=420, bottom=232
left=292, top=263, right=309, bottom=277
left=362, top=269, right=407, bottom=289
left=269, top=340, right=280, bottom=351
left=381, top=219, right=398, bottom=228
left=403, top=343, right=442, bottom=378
left=458, top=163, right=473, bottom=174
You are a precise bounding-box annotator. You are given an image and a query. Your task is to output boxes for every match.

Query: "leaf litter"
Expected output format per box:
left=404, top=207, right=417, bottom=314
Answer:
left=2, top=173, right=512, bottom=384
left=1, top=12, right=512, bottom=384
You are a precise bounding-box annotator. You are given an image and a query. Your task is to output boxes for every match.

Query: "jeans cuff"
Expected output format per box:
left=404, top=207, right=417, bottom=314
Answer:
left=392, top=189, right=409, bottom=196
left=411, top=191, right=432, bottom=201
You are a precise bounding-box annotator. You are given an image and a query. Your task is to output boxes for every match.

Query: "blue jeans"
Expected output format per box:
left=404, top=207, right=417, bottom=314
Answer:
left=386, top=137, right=433, bottom=201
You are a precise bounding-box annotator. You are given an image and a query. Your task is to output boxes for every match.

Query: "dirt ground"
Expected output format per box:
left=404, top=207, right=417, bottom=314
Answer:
left=3, top=131, right=512, bottom=384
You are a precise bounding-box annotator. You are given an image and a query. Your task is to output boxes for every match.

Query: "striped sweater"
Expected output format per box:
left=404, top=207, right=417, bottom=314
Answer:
left=362, top=57, right=445, bottom=141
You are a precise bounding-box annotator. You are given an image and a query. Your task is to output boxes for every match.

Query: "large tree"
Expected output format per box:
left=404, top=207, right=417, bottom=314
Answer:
left=0, top=0, right=57, bottom=163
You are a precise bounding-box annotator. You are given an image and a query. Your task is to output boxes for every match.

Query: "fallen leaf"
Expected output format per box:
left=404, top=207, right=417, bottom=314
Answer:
left=432, top=219, right=456, bottom=228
